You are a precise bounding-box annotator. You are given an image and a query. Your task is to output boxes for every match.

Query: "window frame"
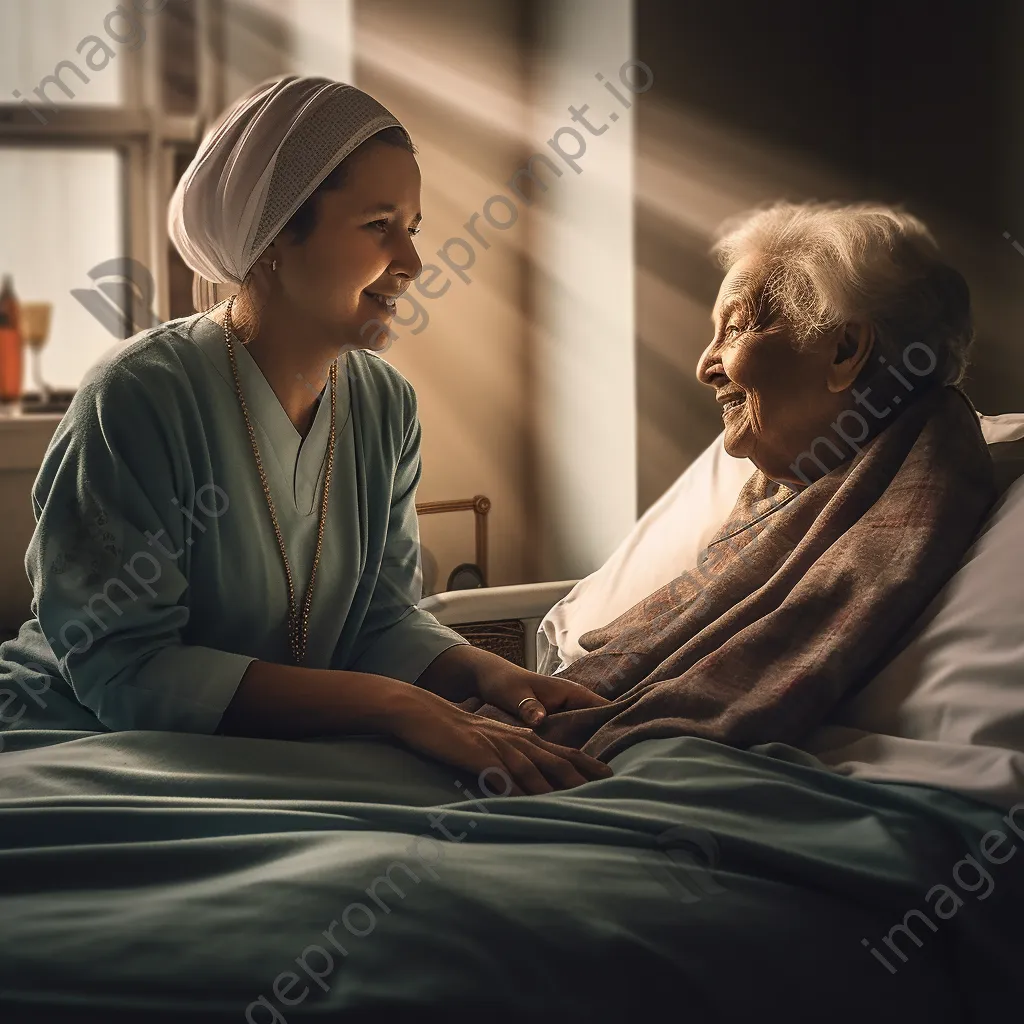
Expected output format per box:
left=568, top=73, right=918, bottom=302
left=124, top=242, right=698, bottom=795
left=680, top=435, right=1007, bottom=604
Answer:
left=0, top=0, right=224, bottom=329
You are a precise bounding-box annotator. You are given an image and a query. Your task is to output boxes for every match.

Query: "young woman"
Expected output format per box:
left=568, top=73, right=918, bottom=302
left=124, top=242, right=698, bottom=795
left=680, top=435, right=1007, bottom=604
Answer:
left=0, top=76, right=611, bottom=795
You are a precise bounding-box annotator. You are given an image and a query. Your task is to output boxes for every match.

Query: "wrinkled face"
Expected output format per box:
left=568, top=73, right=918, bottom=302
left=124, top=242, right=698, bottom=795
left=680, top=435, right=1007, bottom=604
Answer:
left=696, top=257, right=854, bottom=486
left=269, top=138, right=423, bottom=349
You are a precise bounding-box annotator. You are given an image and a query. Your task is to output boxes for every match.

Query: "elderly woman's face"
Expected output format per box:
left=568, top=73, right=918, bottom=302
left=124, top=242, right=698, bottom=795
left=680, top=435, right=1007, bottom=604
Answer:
left=696, top=257, right=869, bottom=486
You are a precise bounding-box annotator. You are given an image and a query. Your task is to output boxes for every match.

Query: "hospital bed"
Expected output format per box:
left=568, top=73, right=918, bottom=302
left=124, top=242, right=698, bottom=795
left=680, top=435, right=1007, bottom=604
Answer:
left=1, top=421, right=1023, bottom=1022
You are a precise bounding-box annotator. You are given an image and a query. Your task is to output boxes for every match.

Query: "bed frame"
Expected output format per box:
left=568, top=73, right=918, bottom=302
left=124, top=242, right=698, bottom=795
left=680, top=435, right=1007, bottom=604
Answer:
left=419, top=580, right=578, bottom=672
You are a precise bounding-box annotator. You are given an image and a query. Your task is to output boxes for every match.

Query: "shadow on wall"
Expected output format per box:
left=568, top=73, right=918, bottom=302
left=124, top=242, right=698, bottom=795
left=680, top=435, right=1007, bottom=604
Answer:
left=634, top=207, right=726, bottom=512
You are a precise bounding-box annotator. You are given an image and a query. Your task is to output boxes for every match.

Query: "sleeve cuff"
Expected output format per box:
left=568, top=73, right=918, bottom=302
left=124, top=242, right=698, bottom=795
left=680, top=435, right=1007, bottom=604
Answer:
left=99, top=645, right=258, bottom=734
left=349, top=608, right=469, bottom=684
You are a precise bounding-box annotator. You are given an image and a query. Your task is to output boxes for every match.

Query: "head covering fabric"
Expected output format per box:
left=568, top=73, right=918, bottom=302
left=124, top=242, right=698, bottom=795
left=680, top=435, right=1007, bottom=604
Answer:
left=168, top=75, right=409, bottom=310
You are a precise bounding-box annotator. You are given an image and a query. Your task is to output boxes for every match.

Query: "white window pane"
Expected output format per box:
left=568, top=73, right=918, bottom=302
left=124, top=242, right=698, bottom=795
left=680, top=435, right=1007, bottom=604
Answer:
left=0, top=0, right=127, bottom=108
left=0, top=147, right=124, bottom=391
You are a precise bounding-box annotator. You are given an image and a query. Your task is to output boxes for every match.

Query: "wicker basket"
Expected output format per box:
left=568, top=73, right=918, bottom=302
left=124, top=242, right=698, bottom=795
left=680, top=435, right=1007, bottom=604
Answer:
left=453, top=618, right=526, bottom=667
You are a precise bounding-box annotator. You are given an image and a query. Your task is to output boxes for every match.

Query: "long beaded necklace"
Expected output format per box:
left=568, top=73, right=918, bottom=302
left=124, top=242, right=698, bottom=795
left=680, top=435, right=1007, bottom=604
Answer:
left=222, top=295, right=337, bottom=665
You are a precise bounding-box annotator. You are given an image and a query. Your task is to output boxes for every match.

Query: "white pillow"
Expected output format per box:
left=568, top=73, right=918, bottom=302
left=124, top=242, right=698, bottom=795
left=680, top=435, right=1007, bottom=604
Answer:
left=538, top=411, right=1024, bottom=675
left=803, top=467, right=1024, bottom=809
left=979, top=410, right=1024, bottom=444
left=537, top=434, right=755, bottom=674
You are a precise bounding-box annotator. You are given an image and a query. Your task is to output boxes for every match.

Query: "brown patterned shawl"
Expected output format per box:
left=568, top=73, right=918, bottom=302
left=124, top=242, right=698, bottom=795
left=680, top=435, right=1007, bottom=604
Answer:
left=531, top=385, right=996, bottom=761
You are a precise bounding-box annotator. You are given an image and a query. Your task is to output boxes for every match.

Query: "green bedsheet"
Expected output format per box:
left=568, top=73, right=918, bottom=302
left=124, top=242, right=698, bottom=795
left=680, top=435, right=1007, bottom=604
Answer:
left=0, top=728, right=1020, bottom=1023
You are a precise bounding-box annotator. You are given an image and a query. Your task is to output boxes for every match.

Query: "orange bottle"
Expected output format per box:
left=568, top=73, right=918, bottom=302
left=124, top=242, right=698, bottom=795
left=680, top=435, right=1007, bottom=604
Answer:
left=0, top=275, right=23, bottom=403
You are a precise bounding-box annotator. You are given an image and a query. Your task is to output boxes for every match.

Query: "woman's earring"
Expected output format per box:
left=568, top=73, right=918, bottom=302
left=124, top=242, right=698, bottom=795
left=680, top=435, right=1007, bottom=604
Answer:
left=271, top=259, right=278, bottom=272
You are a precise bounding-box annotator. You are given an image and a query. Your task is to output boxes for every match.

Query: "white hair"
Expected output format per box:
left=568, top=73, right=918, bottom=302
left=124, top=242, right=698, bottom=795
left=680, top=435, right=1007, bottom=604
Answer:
left=710, top=200, right=974, bottom=386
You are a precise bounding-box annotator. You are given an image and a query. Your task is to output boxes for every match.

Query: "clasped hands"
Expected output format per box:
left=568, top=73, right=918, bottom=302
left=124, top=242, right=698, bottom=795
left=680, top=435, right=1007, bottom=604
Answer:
left=405, top=643, right=614, bottom=795
left=473, top=657, right=609, bottom=728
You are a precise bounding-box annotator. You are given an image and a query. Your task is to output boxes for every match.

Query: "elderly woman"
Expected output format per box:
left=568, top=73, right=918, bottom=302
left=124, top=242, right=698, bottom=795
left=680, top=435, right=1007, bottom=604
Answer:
left=0, top=75, right=611, bottom=796
left=533, top=201, right=996, bottom=760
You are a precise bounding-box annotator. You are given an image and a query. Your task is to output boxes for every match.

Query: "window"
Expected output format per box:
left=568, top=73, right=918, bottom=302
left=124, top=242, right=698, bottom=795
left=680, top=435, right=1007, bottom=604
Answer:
left=0, top=147, right=123, bottom=389
left=0, top=0, right=125, bottom=107
left=0, top=0, right=355, bottom=400
left=0, top=0, right=210, bottom=398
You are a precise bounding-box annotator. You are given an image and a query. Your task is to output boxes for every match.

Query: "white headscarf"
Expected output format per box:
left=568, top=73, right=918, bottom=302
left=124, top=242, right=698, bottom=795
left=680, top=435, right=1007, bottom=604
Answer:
left=168, top=75, right=409, bottom=311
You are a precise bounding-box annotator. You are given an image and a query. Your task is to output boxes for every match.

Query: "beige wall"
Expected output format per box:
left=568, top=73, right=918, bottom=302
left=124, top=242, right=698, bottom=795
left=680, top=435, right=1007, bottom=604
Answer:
left=353, top=0, right=537, bottom=592
left=354, top=0, right=639, bottom=591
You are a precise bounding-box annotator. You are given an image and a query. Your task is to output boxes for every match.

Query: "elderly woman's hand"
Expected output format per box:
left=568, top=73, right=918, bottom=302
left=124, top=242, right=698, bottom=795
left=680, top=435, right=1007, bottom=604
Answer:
left=416, top=643, right=609, bottom=727
left=475, top=661, right=609, bottom=727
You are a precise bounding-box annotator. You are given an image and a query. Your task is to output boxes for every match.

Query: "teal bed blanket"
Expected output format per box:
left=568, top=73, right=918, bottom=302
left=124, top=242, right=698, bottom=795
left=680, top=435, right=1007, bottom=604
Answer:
left=0, top=728, right=1021, bottom=1023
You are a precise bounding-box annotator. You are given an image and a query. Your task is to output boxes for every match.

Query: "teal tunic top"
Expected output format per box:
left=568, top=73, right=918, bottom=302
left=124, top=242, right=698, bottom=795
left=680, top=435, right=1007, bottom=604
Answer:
left=0, top=310, right=468, bottom=736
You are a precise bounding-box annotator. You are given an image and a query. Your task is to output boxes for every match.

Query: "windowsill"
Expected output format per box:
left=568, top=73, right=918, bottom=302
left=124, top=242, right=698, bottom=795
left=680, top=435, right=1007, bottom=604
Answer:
left=0, top=413, right=64, bottom=471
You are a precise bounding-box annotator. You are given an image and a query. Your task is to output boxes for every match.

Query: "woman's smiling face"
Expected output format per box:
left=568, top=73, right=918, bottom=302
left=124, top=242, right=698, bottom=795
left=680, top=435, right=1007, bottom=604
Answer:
left=267, top=137, right=424, bottom=349
left=696, top=256, right=869, bottom=486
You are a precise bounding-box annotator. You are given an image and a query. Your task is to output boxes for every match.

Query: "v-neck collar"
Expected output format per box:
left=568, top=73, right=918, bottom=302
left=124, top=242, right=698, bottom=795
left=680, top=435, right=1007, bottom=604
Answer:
left=188, top=311, right=352, bottom=516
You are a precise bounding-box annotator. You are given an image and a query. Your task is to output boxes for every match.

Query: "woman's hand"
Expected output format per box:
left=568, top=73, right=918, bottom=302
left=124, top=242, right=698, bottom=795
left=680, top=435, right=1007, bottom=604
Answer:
left=386, top=684, right=613, bottom=796
left=475, top=662, right=610, bottom=727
